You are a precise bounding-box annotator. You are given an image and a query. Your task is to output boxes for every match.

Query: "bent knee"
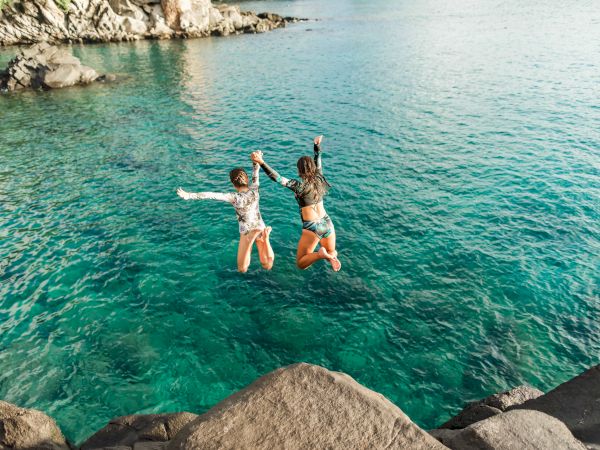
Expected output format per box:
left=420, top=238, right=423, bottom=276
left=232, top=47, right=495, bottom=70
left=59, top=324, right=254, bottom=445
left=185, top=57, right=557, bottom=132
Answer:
left=262, top=257, right=274, bottom=270
left=238, top=266, right=249, bottom=273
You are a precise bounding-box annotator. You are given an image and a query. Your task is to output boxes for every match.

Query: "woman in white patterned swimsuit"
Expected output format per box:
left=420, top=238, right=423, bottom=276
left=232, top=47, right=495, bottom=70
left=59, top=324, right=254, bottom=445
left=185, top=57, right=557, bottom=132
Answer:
left=176, top=153, right=274, bottom=273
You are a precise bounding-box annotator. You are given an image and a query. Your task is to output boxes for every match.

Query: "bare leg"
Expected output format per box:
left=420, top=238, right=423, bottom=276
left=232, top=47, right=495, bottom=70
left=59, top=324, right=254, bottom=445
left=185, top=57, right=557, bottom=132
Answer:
left=256, top=226, right=274, bottom=270
left=320, top=232, right=341, bottom=271
left=237, top=229, right=261, bottom=273
left=296, top=230, right=323, bottom=270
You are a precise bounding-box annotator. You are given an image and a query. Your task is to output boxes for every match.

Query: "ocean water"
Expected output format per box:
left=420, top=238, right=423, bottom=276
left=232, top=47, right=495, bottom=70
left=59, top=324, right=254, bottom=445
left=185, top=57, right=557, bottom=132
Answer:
left=1, top=0, right=599, bottom=444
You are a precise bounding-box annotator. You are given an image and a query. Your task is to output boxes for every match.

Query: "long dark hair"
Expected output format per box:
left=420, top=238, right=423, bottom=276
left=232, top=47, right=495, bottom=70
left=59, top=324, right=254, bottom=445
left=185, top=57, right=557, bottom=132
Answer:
left=297, top=156, right=330, bottom=198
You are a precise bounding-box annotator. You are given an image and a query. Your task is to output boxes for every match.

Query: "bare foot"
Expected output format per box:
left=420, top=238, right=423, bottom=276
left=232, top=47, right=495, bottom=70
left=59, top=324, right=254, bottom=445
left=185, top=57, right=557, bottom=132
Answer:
left=318, top=247, right=341, bottom=271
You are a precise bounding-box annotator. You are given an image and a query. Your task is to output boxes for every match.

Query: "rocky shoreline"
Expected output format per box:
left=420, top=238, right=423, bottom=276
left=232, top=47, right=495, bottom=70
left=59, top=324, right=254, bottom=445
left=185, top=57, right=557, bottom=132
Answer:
left=1, top=363, right=598, bottom=449
left=0, top=0, right=304, bottom=47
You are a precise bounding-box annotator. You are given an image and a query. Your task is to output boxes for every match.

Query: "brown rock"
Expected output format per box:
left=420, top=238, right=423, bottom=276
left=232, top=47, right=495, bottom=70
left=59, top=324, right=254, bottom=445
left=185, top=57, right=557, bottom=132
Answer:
left=168, top=363, right=448, bottom=450
left=0, top=400, right=71, bottom=450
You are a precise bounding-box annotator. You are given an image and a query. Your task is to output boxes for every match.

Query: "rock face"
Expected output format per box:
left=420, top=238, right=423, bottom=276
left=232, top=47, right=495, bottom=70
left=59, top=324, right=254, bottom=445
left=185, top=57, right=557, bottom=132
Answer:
left=510, top=364, right=600, bottom=449
left=0, top=0, right=299, bottom=46
left=168, top=363, right=448, bottom=450
left=80, top=412, right=197, bottom=450
left=439, top=409, right=587, bottom=450
left=439, top=385, right=543, bottom=429
left=0, top=42, right=112, bottom=90
left=0, top=400, right=72, bottom=450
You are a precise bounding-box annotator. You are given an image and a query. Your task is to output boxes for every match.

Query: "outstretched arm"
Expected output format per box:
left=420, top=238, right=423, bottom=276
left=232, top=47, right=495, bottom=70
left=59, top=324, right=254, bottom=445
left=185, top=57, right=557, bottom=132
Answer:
left=177, top=188, right=234, bottom=203
left=250, top=152, right=301, bottom=192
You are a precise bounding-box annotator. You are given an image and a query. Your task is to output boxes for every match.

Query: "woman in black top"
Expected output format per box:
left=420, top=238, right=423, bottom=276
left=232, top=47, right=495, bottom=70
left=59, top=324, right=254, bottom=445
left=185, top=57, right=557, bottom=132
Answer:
left=251, top=136, right=341, bottom=271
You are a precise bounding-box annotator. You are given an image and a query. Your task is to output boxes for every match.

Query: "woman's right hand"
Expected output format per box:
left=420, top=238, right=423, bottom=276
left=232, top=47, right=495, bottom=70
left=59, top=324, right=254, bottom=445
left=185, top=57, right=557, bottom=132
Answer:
left=177, top=187, right=191, bottom=200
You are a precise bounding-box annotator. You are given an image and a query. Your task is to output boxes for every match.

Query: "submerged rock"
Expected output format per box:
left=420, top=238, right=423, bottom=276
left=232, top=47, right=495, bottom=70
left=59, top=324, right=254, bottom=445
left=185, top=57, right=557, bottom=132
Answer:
left=0, top=0, right=306, bottom=46
left=439, top=384, right=543, bottom=429
left=80, top=412, right=197, bottom=450
left=0, top=400, right=72, bottom=450
left=168, top=363, right=447, bottom=450
left=440, top=409, right=587, bottom=450
left=0, top=42, right=114, bottom=91
left=509, top=364, right=600, bottom=448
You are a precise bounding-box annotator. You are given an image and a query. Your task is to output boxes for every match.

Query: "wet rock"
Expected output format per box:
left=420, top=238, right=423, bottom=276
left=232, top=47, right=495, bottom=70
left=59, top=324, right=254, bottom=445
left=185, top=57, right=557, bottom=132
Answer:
left=168, top=363, right=447, bottom=450
left=0, top=400, right=72, bottom=450
left=80, top=412, right=197, bottom=450
left=0, top=43, right=108, bottom=91
left=441, top=409, right=587, bottom=450
left=439, top=384, right=543, bottom=429
left=510, top=364, right=600, bottom=448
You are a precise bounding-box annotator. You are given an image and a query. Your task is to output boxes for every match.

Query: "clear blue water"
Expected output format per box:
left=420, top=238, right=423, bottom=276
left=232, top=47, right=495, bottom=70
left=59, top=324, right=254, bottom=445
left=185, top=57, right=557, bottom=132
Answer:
left=1, top=0, right=599, bottom=444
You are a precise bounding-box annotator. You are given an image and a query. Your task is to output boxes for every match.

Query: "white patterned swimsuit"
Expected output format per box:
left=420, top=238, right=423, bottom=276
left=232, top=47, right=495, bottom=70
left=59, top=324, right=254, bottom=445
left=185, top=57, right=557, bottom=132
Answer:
left=187, top=163, right=266, bottom=235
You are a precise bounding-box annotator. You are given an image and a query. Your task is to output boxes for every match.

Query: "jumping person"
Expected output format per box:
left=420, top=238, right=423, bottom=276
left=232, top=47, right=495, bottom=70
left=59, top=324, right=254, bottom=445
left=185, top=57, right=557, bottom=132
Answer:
left=251, top=136, right=341, bottom=271
left=176, top=153, right=274, bottom=273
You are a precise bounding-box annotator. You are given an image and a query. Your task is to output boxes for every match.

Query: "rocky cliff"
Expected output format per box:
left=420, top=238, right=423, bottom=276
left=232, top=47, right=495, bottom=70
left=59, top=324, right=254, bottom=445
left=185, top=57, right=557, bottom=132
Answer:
left=0, top=363, right=598, bottom=450
left=0, top=0, right=298, bottom=46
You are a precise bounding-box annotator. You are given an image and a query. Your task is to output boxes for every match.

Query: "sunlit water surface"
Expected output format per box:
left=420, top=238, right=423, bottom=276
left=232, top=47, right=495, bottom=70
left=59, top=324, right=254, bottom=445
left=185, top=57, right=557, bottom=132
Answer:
left=1, top=0, right=599, bottom=443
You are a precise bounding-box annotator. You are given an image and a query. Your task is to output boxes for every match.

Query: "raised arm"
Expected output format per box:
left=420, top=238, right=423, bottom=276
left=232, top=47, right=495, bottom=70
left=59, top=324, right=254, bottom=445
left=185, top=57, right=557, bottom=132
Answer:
left=249, top=160, right=260, bottom=190
left=314, top=135, right=323, bottom=174
left=177, top=188, right=234, bottom=203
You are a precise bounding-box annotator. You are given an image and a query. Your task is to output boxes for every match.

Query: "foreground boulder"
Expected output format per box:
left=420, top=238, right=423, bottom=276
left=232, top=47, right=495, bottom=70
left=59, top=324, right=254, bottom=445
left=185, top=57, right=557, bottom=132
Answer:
left=439, top=385, right=543, bottom=429
left=80, top=412, right=197, bottom=450
left=0, top=0, right=304, bottom=46
left=0, top=400, right=71, bottom=450
left=510, top=364, right=600, bottom=448
left=438, top=409, right=587, bottom=450
left=0, top=42, right=114, bottom=91
left=168, top=363, right=448, bottom=450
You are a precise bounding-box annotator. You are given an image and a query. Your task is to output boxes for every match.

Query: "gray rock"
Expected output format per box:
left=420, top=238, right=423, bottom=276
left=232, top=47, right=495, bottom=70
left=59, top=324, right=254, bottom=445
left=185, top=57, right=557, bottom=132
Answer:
left=168, top=363, right=448, bottom=450
left=80, top=412, right=197, bottom=450
left=0, top=400, right=71, bottom=450
left=0, top=0, right=296, bottom=46
left=43, top=64, right=84, bottom=88
left=439, top=404, right=502, bottom=429
left=428, top=429, right=462, bottom=447
left=442, top=409, right=587, bottom=450
left=510, top=364, right=600, bottom=448
left=439, top=384, right=543, bottom=429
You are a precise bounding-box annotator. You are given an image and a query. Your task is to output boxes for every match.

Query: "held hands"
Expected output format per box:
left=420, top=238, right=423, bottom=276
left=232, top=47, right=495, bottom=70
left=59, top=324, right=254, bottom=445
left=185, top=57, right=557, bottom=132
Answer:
left=250, top=150, right=264, bottom=165
left=314, top=135, right=323, bottom=146
left=177, top=187, right=192, bottom=200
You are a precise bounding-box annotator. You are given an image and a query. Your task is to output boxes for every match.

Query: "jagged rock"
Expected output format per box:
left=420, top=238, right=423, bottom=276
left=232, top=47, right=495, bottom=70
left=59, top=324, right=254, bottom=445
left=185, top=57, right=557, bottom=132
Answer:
left=510, top=364, right=600, bottom=448
left=80, top=412, right=197, bottom=450
left=0, top=0, right=298, bottom=46
left=168, top=363, right=448, bottom=450
left=0, top=400, right=71, bottom=450
left=441, top=409, right=587, bottom=450
left=439, top=385, right=543, bottom=429
left=429, top=429, right=462, bottom=447
left=1, top=43, right=105, bottom=90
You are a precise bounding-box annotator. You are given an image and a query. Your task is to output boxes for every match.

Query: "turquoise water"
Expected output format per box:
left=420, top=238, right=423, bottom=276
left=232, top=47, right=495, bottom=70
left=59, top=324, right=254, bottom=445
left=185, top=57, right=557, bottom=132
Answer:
left=1, top=0, right=599, bottom=444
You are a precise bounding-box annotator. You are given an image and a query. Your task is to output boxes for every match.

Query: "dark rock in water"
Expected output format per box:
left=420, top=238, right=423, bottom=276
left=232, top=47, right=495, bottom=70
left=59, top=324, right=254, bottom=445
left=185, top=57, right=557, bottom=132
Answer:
left=440, top=409, right=587, bottom=450
left=0, top=400, right=72, bottom=450
left=168, top=363, right=447, bottom=450
left=0, top=43, right=114, bottom=91
left=80, top=412, right=197, bottom=450
left=509, top=364, right=600, bottom=449
left=439, top=384, right=543, bottom=429
left=439, top=404, right=502, bottom=430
